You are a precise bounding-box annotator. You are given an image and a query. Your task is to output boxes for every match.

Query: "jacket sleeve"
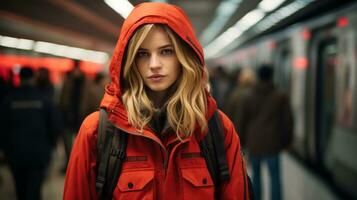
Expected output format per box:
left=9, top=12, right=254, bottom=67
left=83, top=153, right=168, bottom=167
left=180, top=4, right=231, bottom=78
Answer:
left=218, top=111, right=250, bottom=200
left=63, top=112, right=99, bottom=200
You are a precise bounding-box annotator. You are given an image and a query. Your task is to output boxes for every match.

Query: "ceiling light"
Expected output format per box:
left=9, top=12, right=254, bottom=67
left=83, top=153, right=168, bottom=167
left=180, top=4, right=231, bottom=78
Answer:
left=0, top=36, right=18, bottom=48
left=0, top=35, right=108, bottom=64
left=200, top=0, right=243, bottom=45
left=235, top=9, right=265, bottom=31
left=104, top=0, right=134, bottom=18
left=204, top=27, right=242, bottom=58
left=0, top=36, right=35, bottom=50
left=34, top=41, right=56, bottom=53
left=17, top=39, right=34, bottom=50
left=33, top=41, right=108, bottom=64
left=205, top=0, right=315, bottom=59
left=258, top=0, right=286, bottom=12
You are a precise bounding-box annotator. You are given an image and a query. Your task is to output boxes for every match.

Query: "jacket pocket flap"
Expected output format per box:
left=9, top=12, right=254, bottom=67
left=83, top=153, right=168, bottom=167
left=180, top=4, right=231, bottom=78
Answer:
left=182, top=168, right=214, bottom=187
left=118, top=170, right=154, bottom=192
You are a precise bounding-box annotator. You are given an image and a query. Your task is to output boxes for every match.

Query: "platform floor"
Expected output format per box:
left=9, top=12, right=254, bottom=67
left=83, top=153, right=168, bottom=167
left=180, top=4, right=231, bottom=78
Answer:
left=0, top=145, right=341, bottom=200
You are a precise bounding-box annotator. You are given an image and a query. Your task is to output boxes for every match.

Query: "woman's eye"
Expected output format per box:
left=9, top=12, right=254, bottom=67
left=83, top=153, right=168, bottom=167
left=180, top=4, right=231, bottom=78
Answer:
left=137, top=51, right=149, bottom=58
left=161, top=49, right=173, bottom=55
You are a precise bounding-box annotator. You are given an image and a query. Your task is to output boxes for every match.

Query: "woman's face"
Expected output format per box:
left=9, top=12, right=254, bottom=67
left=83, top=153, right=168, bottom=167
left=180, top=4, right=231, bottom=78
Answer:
left=136, top=27, right=181, bottom=96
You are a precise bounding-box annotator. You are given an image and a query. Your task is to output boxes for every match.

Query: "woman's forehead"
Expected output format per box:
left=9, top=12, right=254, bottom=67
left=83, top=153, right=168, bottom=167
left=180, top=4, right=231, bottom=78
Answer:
left=139, top=27, right=173, bottom=50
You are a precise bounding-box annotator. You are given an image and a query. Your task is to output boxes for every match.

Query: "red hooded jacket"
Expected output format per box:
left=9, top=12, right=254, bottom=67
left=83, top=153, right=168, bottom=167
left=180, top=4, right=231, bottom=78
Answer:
left=63, top=2, right=249, bottom=200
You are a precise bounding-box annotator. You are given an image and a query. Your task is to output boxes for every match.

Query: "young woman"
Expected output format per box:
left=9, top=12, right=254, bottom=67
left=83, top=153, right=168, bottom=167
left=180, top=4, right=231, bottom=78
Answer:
left=64, top=2, right=250, bottom=200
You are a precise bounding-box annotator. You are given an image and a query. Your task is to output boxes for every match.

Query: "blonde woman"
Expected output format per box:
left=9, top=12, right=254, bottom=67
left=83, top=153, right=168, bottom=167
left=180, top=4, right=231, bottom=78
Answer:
left=64, top=2, right=250, bottom=200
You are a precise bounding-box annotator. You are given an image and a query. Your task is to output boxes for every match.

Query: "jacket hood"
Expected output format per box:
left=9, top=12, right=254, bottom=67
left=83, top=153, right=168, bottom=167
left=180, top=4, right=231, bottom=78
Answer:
left=107, top=2, right=204, bottom=97
left=100, top=2, right=216, bottom=134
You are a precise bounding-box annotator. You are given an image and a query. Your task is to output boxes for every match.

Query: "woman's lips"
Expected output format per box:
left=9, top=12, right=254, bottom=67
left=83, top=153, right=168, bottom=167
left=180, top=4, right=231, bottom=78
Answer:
left=148, top=74, right=165, bottom=82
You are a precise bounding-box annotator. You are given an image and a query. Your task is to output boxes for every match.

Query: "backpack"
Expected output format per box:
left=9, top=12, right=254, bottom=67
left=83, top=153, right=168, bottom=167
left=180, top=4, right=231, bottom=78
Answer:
left=96, top=108, right=253, bottom=200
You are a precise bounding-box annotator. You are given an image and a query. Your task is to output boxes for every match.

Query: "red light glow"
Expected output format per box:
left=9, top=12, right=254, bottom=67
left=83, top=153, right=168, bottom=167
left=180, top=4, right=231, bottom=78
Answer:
left=293, top=57, right=308, bottom=69
left=337, top=17, right=348, bottom=27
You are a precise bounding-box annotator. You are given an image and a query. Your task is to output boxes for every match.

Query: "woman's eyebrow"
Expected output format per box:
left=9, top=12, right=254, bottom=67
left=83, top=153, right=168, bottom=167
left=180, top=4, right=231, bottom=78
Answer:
left=138, top=44, right=172, bottom=51
left=158, top=44, right=173, bottom=49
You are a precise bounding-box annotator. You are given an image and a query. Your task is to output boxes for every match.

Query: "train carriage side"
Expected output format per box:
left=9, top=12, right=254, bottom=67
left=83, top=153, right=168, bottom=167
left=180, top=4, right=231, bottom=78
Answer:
left=325, top=10, right=357, bottom=199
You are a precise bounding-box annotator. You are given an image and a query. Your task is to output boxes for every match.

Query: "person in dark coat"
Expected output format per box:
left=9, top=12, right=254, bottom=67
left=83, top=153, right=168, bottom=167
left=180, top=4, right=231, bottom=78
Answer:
left=59, top=60, right=86, bottom=168
left=0, top=67, right=60, bottom=200
left=79, top=72, right=108, bottom=120
left=240, top=64, right=293, bottom=200
left=36, top=67, right=54, bottom=101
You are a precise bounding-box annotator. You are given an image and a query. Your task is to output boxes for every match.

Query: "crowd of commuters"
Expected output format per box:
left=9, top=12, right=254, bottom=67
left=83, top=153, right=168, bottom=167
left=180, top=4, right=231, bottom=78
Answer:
left=0, top=67, right=61, bottom=200
left=211, top=64, right=293, bottom=200
left=0, top=64, right=108, bottom=200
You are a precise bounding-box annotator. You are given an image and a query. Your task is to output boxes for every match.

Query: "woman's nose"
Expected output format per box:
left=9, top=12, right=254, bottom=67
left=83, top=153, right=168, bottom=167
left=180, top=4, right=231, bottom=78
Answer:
left=149, top=54, right=162, bottom=69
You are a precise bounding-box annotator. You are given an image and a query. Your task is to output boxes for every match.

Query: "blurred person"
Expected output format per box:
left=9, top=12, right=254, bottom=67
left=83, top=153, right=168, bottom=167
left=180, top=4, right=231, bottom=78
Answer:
left=59, top=60, right=86, bottom=167
left=0, top=69, right=15, bottom=186
left=64, top=2, right=251, bottom=199
left=36, top=67, right=54, bottom=101
left=239, top=64, right=293, bottom=200
left=80, top=72, right=108, bottom=119
left=0, top=67, right=60, bottom=200
left=0, top=74, right=9, bottom=103
left=222, top=68, right=241, bottom=119
left=215, top=65, right=230, bottom=109
left=224, top=68, right=256, bottom=145
left=210, top=65, right=230, bottom=109
left=0, top=69, right=16, bottom=101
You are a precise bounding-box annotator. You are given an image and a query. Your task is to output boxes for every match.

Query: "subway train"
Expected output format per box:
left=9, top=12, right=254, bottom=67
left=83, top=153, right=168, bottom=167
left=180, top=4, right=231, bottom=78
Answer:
left=212, top=2, right=357, bottom=199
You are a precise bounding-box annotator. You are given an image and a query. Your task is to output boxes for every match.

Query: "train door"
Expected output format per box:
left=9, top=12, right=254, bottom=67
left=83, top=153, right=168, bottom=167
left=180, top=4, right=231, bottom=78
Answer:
left=309, top=26, right=337, bottom=170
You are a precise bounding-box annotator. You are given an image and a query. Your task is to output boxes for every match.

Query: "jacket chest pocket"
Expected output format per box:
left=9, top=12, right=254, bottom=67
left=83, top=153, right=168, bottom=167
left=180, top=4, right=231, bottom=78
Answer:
left=181, top=167, right=214, bottom=200
left=113, top=170, right=154, bottom=200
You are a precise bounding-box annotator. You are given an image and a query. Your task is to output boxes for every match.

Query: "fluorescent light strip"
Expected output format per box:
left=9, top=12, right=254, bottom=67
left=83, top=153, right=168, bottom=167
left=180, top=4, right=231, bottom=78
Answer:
left=200, top=0, right=243, bottom=45
left=0, top=35, right=108, bottom=64
left=204, top=27, right=242, bottom=58
left=255, top=0, right=312, bottom=32
left=0, top=36, right=19, bottom=48
left=258, top=0, right=286, bottom=12
left=104, top=0, right=134, bottom=19
left=0, top=36, right=35, bottom=50
left=17, top=39, right=35, bottom=50
left=205, top=0, right=314, bottom=59
left=234, top=8, right=265, bottom=31
left=204, top=8, right=266, bottom=58
left=33, top=41, right=108, bottom=64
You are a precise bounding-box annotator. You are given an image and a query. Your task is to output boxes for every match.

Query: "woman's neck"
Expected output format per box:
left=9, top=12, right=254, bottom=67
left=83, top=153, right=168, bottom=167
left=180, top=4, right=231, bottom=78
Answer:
left=147, top=83, right=177, bottom=108
left=148, top=90, right=168, bottom=108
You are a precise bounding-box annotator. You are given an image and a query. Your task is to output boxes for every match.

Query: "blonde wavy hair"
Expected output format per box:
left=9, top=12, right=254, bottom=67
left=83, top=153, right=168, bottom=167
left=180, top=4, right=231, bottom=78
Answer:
left=122, top=24, right=208, bottom=139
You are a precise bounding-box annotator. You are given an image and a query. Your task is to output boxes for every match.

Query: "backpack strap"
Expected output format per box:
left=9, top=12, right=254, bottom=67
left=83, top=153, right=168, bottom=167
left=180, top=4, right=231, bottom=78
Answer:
left=96, top=109, right=128, bottom=200
left=200, top=110, right=231, bottom=200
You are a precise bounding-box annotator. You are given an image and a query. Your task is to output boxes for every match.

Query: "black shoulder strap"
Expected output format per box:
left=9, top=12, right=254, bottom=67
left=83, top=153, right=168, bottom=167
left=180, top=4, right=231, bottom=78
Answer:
left=200, top=110, right=231, bottom=199
left=96, top=109, right=128, bottom=200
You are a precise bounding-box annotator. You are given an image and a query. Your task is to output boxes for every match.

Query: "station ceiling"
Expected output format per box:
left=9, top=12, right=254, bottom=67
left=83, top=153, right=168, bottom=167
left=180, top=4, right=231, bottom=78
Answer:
left=0, top=0, right=353, bottom=55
